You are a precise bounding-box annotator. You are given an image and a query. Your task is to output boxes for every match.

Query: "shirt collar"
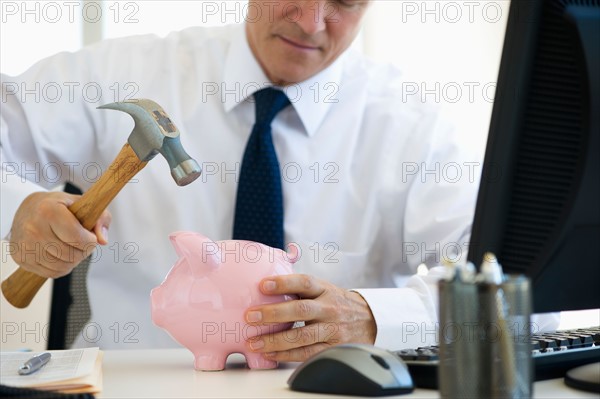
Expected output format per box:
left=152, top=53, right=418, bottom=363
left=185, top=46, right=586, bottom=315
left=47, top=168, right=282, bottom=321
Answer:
left=223, top=23, right=345, bottom=137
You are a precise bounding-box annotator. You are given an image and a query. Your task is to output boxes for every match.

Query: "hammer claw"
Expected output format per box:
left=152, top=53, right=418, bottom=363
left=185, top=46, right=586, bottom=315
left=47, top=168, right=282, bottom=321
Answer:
left=99, top=98, right=202, bottom=185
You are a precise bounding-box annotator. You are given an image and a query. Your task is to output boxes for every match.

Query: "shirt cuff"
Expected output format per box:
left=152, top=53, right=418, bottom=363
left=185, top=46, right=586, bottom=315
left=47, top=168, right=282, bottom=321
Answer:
left=352, top=287, right=438, bottom=351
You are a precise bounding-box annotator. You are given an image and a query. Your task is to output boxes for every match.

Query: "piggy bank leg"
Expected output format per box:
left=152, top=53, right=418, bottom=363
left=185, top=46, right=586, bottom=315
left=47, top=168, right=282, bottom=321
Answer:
left=194, top=353, right=228, bottom=371
left=245, top=352, right=277, bottom=369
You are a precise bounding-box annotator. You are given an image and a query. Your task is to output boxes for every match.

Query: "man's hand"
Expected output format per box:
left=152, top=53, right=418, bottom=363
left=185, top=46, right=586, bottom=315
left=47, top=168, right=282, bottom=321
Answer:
left=245, top=274, right=377, bottom=362
left=8, top=192, right=111, bottom=278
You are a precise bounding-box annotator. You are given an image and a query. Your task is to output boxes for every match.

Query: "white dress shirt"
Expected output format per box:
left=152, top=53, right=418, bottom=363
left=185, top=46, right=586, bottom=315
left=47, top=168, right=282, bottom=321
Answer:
left=1, top=23, right=483, bottom=350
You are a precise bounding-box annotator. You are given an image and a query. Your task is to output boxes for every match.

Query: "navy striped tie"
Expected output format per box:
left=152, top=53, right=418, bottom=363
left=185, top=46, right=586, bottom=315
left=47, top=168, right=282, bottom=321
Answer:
left=232, top=88, right=291, bottom=250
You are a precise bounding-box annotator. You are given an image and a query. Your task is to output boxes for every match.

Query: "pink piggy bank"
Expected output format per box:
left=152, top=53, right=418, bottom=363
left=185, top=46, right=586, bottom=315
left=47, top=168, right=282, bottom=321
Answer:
left=150, top=231, right=299, bottom=370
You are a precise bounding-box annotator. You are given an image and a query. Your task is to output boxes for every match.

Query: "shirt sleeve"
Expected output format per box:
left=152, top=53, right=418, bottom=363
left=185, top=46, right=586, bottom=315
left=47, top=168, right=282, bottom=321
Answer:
left=0, top=88, right=49, bottom=238
left=354, top=266, right=561, bottom=350
left=0, top=153, right=47, bottom=238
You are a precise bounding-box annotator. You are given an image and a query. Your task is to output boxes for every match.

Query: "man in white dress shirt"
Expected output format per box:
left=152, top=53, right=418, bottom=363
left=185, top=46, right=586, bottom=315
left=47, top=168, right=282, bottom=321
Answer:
left=1, top=1, right=481, bottom=357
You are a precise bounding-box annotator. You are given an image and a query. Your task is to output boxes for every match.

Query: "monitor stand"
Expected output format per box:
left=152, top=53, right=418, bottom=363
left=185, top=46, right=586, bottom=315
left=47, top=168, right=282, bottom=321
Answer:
left=564, top=362, right=600, bottom=393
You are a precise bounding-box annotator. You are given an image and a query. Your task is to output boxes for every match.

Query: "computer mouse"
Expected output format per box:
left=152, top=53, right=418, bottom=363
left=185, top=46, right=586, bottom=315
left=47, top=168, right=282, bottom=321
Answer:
left=287, top=344, right=414, bottom=396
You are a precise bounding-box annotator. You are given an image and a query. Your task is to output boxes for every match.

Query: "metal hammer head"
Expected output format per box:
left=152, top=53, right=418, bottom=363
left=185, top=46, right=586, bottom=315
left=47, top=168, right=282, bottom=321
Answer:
left=98, top=99, right=201, bottom=186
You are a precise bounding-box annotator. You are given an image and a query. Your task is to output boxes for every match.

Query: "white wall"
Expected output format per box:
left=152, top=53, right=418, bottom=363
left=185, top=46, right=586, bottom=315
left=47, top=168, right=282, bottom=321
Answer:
left=0, top=0, right=82, bottom=75
left=363, top=0, right=510, bottom=156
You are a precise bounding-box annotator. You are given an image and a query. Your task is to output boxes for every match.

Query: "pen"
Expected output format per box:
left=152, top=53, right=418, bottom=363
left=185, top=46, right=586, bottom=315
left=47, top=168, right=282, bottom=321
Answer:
left=480, top=253, right=517, bottom=391
left=18, top=352, right=52, bottom=375
left=480, top=252, right=504, bottom=284
left=458, top=261, right=476, bottom=283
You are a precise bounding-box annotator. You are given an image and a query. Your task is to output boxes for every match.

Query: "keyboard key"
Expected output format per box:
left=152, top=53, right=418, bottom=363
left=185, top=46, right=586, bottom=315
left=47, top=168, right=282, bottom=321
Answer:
left=543, top=336, right=570, bottom=348
left=570, top=334, right=594, bottom=347
left=416, top=349, right=439, bottom=361
left=563, top=336, right=583, bottom=348
left=538, top=339, right=557, bottom=352
left=397, top=349, right=419, bottom=361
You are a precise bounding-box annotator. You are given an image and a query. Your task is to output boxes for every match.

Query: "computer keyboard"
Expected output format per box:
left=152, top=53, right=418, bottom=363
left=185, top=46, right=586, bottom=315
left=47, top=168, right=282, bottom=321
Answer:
left=395, top=326, right=600, bottom=389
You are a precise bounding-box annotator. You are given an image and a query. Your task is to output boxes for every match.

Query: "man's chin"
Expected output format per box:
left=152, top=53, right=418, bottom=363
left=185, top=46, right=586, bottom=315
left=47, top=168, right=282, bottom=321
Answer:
left=269, top=65, right=321, bottom=86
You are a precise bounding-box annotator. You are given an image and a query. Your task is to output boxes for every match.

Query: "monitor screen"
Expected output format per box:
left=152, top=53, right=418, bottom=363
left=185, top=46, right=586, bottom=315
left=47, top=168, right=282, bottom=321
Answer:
left=467, top=0, right=600, bottom=313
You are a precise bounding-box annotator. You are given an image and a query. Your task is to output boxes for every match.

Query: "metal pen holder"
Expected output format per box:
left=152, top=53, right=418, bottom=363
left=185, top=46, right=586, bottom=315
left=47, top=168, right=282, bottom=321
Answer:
left=438, top=275, right=533, bottom=398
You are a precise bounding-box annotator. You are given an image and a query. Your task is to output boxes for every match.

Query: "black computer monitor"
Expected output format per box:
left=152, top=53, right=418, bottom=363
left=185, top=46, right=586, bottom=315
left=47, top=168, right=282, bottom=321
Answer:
left=467, top=0, right=600, bottom=314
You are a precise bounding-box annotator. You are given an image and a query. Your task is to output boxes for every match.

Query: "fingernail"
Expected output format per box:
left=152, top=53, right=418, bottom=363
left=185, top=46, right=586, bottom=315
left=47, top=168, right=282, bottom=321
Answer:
left=246, top=311, right=262, bottom=323
left=102, top=227, right=109, bottom=242
left=263, top=280, right=276, bottom=292
left=249, top=339, right=264, bottom=350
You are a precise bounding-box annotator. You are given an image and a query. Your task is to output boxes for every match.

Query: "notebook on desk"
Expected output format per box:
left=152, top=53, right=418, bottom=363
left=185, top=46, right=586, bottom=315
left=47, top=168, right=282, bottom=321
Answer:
left=0, top=347, right=102, bottom=394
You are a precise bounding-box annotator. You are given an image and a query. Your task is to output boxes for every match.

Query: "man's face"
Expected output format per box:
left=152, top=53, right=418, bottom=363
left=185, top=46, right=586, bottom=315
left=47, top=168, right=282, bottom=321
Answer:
left=246, top=0, right=371, bottom=86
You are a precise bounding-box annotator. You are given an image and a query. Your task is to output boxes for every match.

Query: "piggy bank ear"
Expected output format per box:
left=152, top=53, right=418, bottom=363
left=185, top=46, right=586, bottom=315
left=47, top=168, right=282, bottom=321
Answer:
left=169, top=231, right=220, bottom=273
left=285, top=242, right=300, bottom=264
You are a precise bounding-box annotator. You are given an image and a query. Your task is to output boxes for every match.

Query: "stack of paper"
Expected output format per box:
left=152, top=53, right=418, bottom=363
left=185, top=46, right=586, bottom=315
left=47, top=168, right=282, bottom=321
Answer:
left=0, top=347, right=102, bottom=394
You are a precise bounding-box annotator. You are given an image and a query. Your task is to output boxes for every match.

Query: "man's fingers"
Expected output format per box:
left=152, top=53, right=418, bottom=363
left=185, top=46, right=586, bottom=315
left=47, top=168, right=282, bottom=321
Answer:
left=93, top=210, right=112, bottom=245
left=42, top=239, right=88, bottom=264
left=19, top=256, right=69, bottom=279
left=8, top=191, right=101, bottom=277
left=247, top=298, right=338, bottom=324
left=263, top=342, right=332, bottom=363
left=259, top=274, right=326, bottom=298
left=15, top=235, right=89, bottom=278
left=49, top=207, right=97, bottom=250
left=247, top=323, right=340, bottom=354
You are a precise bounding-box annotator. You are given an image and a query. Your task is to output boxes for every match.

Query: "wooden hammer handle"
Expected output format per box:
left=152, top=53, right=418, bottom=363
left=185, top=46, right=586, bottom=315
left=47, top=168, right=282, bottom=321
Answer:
left=68, top=143, right=148, bottom=230
left=1, top=269, right=47, bottom=309
left=1, top=143, right=148, bottom=308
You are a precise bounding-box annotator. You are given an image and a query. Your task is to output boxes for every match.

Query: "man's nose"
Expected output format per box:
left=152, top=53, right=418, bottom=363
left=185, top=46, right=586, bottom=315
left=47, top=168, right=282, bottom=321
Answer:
left=292, top=1, right=328, bottom=36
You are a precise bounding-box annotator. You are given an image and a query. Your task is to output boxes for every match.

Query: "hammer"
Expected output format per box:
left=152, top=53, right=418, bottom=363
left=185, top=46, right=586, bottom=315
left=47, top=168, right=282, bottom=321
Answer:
left=1, top=99, right=201, bottom=308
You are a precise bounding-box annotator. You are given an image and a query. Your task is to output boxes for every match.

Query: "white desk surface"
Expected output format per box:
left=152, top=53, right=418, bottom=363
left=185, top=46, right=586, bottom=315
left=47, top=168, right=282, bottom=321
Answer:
left=97, top=349, right=598, bottom=398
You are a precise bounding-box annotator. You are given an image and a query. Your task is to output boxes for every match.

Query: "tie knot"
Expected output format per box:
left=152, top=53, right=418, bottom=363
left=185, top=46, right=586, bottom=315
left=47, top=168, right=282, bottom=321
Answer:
left=253, top=88, right=291, bottom=127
